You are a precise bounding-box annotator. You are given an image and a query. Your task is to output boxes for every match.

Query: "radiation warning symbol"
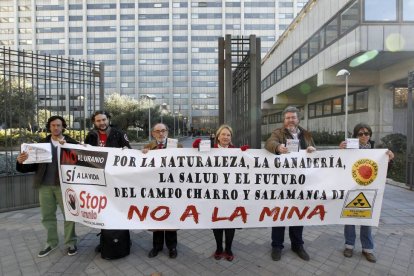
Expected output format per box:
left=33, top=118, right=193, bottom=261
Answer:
left=341, top=190, right=377, bottom=218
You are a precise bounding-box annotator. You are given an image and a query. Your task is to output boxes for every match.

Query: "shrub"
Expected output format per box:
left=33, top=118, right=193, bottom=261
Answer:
left=378, top=133, right=407, bottom=183
left=312, top=131, right=346, bottom=146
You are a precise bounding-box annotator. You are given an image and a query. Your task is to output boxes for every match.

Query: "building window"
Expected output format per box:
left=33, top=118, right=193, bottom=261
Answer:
left=300, top=43, right=309, bottom=64
left=87, top=15, right=116, bottom=21
left=355, top=90, right=368, bottom=111
left=0, top=6, right=14, bottom=12
left=340, top=1, right=359, bottom=34
left=1, top=28, right=14, bottom=34
left=403, top=0, right=414, bottom=21
left=87, top=4, right=116, bottom=9
left=0, top=17, right=14, bottom=23
left=293, top=51, right=300, bottom=69
left=364, top=0, right=397, bottom=21
left=308, top=90, right=368, bottom=119
left=18, top=6, right=31, bottom=11
left=36, top=5, right=64, bottom=11
left=394, top=87, right=408, bottom=108
left=325, top=17, right=339, bottom=46
left=19, top=17, right=32, bottom=23
left=323, top=100, right=332, bottom=115
left=332, top=98, right=343, bottom=114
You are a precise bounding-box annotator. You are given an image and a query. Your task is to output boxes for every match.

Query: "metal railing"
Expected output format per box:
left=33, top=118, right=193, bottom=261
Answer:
left=407, top=71, right=414, bottom=190
left=0, top=47, right=103, bottom=212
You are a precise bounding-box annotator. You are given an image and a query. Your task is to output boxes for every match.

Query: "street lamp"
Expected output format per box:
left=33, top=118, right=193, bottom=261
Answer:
left=173, top=111, right=178, bottom=137
left=160, top=103, right=168, bottom=123
left=183, top=117, right=187, bottom=136
left=336, top=69, right=350, bottom=139
left=141, top=94, right=157, bottom=142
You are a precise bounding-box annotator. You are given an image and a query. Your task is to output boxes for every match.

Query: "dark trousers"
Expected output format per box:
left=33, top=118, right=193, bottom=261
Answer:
left=153, top=231, right=177, bottom=250
left=213, top=228, right=235, bottom=252
left=271, top=226, right=304, bottom=250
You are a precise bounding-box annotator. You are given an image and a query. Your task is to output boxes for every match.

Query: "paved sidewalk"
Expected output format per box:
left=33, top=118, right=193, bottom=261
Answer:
left=0, top=184, right=413, bottom=276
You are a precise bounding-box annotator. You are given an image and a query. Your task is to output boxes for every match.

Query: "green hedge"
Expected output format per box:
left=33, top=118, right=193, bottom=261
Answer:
left=378, top=133, right=407, bottom=183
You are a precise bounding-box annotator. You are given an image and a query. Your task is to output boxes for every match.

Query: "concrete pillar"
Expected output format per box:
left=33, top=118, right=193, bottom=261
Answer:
left=370, top=84, right=394, bottom=142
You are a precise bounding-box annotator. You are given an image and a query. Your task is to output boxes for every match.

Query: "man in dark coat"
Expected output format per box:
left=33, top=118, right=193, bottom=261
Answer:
left=142, top=123, right=182, bottom=259
left=84, top=110, right=131, bottom=254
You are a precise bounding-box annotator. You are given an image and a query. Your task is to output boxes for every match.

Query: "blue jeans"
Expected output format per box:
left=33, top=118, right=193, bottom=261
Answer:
left=344, top=225, right=374, bottom=252
left=271, top=226, right=304, bottom=250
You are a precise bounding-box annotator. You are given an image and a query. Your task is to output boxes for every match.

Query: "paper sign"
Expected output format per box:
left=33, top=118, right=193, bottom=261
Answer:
left=199, top=140, right=211, bottom=152
left=21, top=143, right=52, bottom=164
left=286, top=139, right=300, bottom=152
left=346, top=138, right=360, bottom=149
left=167, top=138, right=178, bottom=148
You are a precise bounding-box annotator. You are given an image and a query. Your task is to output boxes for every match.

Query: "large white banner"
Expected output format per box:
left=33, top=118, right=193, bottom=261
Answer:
left=58, top=144, right=389, bottom=229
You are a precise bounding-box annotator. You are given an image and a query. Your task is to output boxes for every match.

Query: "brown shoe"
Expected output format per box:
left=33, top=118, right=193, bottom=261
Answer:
left=362, top=251, right=376, bottom=263
left=343, top=248, right=353, bottom=258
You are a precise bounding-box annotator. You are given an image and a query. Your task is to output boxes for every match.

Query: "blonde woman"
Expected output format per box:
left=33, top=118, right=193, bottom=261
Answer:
left=193, top=124, right=248, bottom=261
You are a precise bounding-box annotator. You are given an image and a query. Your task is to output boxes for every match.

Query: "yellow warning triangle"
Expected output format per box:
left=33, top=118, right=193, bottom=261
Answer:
left=346, top=192, right=371, bottom=208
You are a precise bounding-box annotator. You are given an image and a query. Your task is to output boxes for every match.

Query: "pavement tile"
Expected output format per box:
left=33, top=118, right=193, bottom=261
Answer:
left=1, top=184, right=413, bottom=275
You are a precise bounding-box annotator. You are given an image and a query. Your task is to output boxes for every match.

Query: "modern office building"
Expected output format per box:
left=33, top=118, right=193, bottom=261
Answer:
left=0, top=0, right=308, bottom=130
left=261, top=0, right=414, bottom=141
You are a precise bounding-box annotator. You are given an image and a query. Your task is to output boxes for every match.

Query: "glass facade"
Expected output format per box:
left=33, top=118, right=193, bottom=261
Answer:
left=0, top=0, right=308, bottom=129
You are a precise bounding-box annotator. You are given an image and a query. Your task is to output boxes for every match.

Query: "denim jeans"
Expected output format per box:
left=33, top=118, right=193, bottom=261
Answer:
left=39, top=186, right=77, bottom=248
left=344, top=225, right=374, bottom=253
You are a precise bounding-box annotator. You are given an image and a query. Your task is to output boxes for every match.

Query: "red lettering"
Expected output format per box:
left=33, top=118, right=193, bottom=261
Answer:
left=229, top=207, right=247, bottom=223
left=212, top=207, right=247, bottom=222
left=280, top=206, right=289, bottom=221
left=287, top=206, right=309, bottom=220
left=79, top=191, right=86, bottom=208
left=211, top=207, right=229, bottom=222
left=150, top=206, right=170, bottom=221
left=307, top=205, right=326, bottom=220
left=259, top=207, right=281, bottom=221
left=259, top=205, right=326, bottom=222
left=127, top=205, right=149, bottom=221
left=180, top=205, right=199, bottom=223
left=61, top=149, right=77, bottom=165
left=78, top=191, right=107, bottom=213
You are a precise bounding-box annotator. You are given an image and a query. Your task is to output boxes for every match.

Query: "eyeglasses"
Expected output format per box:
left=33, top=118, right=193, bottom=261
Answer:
left=153, top=129, right=167, bottom=134
left=357, top=132, right=370, bottom=137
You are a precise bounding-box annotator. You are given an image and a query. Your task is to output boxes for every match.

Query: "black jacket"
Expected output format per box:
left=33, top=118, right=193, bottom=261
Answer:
left=84, top=126, right=131, bottom=149
left=16, top=134, right=78, bottom=189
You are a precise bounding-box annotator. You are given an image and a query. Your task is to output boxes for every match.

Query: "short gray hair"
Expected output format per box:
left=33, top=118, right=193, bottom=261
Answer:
left=282, top=106, right=300, bottom=118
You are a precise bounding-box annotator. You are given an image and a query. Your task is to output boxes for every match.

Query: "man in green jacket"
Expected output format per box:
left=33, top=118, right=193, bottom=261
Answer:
left=16, top=116, right=78, bottom=258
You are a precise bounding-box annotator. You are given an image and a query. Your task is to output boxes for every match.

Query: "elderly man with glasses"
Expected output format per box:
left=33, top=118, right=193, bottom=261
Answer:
left=142, top=123, right=183, bottom=259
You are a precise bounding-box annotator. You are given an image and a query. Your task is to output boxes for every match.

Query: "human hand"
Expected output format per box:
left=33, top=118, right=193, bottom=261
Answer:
left=306, top=146, right=316, bottom=153
left=277, top=144, right=288, bottom=154
left=339, top=141, right=347, bottom=149
left=386, top=150, right=394, bottom=160
left=17, top=152, right=29, bottom=164
left=142, top=148, right=149, bottom=154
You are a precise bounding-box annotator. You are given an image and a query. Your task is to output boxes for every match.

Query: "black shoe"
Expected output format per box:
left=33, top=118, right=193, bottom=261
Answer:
left=169, top=248, right=177, bottom=259
left=68, top=245, right=78, bottom=256
left=95, top=244, right=101, bottom=253
left=148, top=248, right=160, bottom=258
left=38, top=245, right=57, bottom=258
left=271, top=248, right=282, bottom=261
left=292, top=247, right=310, bottom=261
